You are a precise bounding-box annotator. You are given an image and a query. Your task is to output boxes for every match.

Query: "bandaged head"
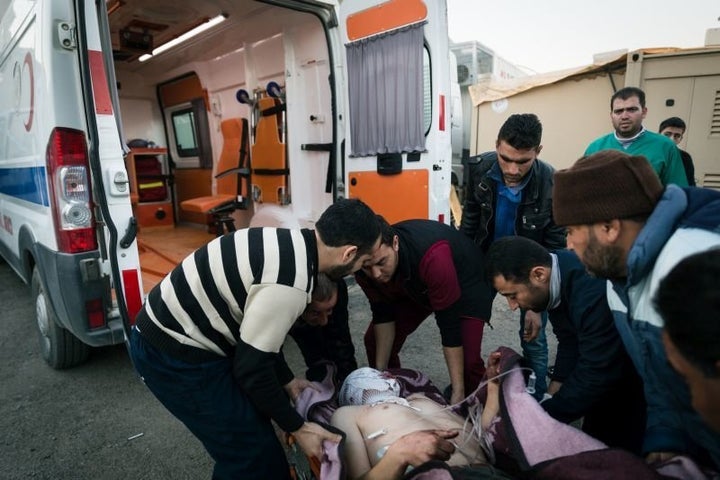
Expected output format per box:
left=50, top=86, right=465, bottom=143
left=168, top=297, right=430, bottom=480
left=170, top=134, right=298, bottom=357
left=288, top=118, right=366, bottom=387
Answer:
left=338, top=367, right=401, bottom=406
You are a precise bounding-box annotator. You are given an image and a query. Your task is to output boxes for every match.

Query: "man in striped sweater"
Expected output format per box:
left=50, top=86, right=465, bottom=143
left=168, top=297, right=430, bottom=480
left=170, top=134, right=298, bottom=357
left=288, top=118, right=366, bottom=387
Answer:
left=128, top=199, right=381, bottom=480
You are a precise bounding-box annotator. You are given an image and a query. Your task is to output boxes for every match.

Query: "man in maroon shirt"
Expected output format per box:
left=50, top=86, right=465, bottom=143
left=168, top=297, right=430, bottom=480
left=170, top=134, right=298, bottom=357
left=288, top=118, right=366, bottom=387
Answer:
left=355, top=218, right=494, bottom=404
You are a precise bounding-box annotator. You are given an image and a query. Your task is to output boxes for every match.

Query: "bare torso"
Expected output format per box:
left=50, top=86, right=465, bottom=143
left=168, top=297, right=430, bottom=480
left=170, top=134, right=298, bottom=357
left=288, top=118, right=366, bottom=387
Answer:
left=349, top=394, right=486, bottom=467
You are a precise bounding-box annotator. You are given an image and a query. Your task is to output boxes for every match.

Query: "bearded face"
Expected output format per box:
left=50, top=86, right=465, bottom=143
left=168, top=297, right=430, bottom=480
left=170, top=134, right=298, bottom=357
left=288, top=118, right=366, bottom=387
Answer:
left=325, top=262, right=355, bottom=281
left=582, top=229, right=627, bottom=279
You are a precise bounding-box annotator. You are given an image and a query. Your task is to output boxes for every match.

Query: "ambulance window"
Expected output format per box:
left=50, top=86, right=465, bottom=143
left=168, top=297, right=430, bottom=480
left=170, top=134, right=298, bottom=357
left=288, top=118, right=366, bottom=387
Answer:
left=346, top=23, right=425, bottom=156
left=171, top=109, right=199, bottom=157
left=423, top=46, right=432, bottom=135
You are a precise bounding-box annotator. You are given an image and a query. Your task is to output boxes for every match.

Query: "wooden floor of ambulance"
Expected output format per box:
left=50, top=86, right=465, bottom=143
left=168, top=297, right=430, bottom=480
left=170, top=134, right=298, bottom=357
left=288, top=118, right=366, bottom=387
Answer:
left=137, top=225, right=215, bottom=293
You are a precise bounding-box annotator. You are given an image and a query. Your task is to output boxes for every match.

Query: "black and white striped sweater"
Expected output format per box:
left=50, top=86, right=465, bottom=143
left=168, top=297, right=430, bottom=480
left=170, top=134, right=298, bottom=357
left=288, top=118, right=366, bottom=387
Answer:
left=135, top=227, right=318, bottom=432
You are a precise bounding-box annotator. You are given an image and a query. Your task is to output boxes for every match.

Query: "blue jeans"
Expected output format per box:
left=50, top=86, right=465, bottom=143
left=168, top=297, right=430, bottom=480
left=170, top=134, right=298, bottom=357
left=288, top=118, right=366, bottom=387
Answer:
left=519, top=310, right=548, bottom=399
left=129, top=327, right=291, bottom=480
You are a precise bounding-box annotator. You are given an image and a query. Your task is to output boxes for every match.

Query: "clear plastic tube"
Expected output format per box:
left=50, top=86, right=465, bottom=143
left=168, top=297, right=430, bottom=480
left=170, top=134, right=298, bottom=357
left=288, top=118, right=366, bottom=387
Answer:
left=525, top=372, right=537, bottom=395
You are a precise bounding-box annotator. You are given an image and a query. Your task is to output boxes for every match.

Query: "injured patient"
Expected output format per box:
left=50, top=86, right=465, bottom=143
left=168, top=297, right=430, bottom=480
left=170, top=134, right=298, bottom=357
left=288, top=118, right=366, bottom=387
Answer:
left=304, top=348, right=713, bottom=480
left=330, top=353, right=503, bottom=480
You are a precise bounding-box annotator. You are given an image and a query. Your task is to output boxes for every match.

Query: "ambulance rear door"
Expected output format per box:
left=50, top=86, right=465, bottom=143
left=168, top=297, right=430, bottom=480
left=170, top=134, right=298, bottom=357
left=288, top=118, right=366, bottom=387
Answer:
left=338, top=0, right=453, bottom=224
left=77, top=0, right=143, bottom=337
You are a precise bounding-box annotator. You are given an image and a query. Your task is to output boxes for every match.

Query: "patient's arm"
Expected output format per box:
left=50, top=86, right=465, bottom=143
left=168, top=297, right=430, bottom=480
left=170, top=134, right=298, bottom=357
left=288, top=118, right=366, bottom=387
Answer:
left=331, top=405, right=459, bottom=480
left=372, top=430, right=457, bottom=479
left=482, top=351, right=502, bottom=428
left=331, top=406, right=372, bottom=479
left=482, top=381, right=500, bottom=429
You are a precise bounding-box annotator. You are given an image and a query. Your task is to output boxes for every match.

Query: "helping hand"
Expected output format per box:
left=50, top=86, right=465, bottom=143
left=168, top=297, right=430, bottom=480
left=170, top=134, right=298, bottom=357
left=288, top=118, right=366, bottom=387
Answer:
left=522, top=310, right=542, bottom=342
left=292, top=422, right=342, bottom=460
left=284, top=377, right=318, bottom=402
left=486, top=351, right=502, bottom=383
left=388, top=430, right=459, bottom=468
left=646, top=451, right=680, bottom=464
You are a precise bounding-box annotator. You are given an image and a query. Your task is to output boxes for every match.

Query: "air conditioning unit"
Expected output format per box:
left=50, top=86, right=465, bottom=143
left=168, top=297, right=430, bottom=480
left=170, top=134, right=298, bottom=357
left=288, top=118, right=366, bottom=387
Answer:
left=456, top=63, right=471, bottom=84
left=451, top=41, right=494, bottom=87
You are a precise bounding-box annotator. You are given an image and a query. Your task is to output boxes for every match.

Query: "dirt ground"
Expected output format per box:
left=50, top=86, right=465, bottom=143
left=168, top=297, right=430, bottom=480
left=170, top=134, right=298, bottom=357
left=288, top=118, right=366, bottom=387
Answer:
left=0, top=259, right=555, bottom=479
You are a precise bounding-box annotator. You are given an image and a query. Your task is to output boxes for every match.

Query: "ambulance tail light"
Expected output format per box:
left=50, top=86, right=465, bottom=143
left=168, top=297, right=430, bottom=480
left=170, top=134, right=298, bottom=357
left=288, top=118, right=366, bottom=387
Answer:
left=46, top=128, right=97, bottom=253
left=86, top=299, right=105, bottom=329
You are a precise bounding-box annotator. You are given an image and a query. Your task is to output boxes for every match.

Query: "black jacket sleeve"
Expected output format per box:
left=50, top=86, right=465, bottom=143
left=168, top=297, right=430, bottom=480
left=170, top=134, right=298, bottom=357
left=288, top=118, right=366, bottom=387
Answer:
left=534, top=160, right=567, bottom=251
left=541, top=219, right=567, bottom=251
left=459, top=155, right=493, bottom=243
left=542, top=272, right=628, bottom=423
left=233, top=338, right=304, bottom=433
left=289, top=278, right=358, bottom=383
left=273, top=348, right=295, bottom=386
left=460, top=181, right=481, bottom=243
left=323, top=278, right=358, bottom=382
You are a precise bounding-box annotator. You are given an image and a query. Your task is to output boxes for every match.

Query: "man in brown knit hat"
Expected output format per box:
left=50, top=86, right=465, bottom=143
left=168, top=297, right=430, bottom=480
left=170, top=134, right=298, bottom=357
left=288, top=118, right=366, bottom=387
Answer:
left=552, top=149, right=720, bottom=469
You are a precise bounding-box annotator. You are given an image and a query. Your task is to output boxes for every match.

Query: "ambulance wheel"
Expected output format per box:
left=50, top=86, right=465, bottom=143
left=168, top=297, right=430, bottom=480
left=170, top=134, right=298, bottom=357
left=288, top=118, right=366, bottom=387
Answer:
left=32, top=267, right=89, bottom=369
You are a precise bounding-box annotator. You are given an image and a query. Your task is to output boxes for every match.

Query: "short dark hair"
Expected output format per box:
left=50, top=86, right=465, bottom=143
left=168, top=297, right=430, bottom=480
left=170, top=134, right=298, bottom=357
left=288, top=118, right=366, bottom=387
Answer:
left=658, top=116, right=686, bottom=133
left=315, top=199, right=380, bottom=256
left=376, top=215, right=395, bottom=246
left=312, top=273, right=338, bottom=302
left=485, top=236, right=551, bottom=284
left=497, top=113, right=542, bottom=150
left=655, top=249, right=720, bottom=377
left=611, top=86, right=645, bottom=109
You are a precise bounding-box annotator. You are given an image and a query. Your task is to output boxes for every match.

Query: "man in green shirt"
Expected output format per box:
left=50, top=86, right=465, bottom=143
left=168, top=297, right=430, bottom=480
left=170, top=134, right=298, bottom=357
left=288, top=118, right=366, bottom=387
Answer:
left=584, top=86, right=688, bottom=186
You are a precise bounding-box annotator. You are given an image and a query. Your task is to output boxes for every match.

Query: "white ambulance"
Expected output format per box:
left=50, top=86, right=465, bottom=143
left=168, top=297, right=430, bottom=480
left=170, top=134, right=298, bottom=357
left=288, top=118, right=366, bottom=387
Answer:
left=0, top=0, right=454, bottom=368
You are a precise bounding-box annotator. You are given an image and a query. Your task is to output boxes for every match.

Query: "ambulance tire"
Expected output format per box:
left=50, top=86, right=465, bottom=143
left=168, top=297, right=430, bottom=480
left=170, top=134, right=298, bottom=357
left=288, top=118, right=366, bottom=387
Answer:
left=32, top=267, right=90, bottom=369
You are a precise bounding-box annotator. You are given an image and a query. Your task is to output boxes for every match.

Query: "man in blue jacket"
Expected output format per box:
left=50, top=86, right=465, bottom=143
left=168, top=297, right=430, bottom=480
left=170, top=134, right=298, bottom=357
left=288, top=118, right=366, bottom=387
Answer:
left=486, top=236, right=645, bottom=452
left=553, top=150, right=720, bottom=468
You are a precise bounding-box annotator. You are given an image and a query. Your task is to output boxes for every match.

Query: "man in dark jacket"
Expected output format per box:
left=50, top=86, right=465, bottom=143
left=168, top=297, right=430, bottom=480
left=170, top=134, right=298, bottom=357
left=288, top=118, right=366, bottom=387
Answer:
left=287, top=276, right=357, bottom=384
left=356, top=218, right=495, bottom=405
left=485, top=236, right=646, bottom=452
left=460, top=113, right=565, bottom=398
left=656, top=249, right=720, bottom=433
left=659, top=116, right=696, bottom=186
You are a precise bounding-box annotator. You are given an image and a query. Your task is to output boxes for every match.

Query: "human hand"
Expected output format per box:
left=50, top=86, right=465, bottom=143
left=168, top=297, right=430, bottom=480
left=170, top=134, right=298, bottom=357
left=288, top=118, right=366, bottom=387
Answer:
left=547, top=380, right=562, bottom=396
left=486, top=351, right=502, bottom=383
left=387, top=430, right=458, bottom=468
left=522, top=310, right=542, bottom=341
left=284, top=377, right=318, bottom=402
left=645, top=451, right=680, bottom=464
left=291, top=422, right=342, bottom=459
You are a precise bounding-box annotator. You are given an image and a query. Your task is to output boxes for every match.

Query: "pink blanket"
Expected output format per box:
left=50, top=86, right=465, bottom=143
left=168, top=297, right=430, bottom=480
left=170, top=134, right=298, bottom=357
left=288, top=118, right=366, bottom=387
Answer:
left=293, top=352, right=716, bottom=480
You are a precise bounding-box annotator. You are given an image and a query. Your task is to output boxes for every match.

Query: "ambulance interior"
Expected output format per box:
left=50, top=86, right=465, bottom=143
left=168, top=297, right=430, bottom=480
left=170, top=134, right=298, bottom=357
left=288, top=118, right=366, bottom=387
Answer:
left=106, top=0, right=336, bottom=292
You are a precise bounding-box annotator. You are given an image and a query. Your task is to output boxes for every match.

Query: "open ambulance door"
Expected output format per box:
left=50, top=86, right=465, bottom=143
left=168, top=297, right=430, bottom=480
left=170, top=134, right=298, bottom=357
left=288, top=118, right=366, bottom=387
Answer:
left=78, top=0, right=143, bottom=339
left=338, top=0, right=453, bottom=224
left=256, top=0, right=340, bottom=225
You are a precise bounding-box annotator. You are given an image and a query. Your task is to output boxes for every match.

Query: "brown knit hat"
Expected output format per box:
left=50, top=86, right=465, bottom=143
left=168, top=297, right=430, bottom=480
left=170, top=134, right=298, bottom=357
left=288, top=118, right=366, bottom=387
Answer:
left=553, top=150, right=664, bottom=226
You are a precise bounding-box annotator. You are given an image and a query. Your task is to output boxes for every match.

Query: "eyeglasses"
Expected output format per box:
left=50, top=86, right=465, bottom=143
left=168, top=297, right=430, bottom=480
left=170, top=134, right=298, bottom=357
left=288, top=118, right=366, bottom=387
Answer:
left=612, top=106, right=642, bottom=115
